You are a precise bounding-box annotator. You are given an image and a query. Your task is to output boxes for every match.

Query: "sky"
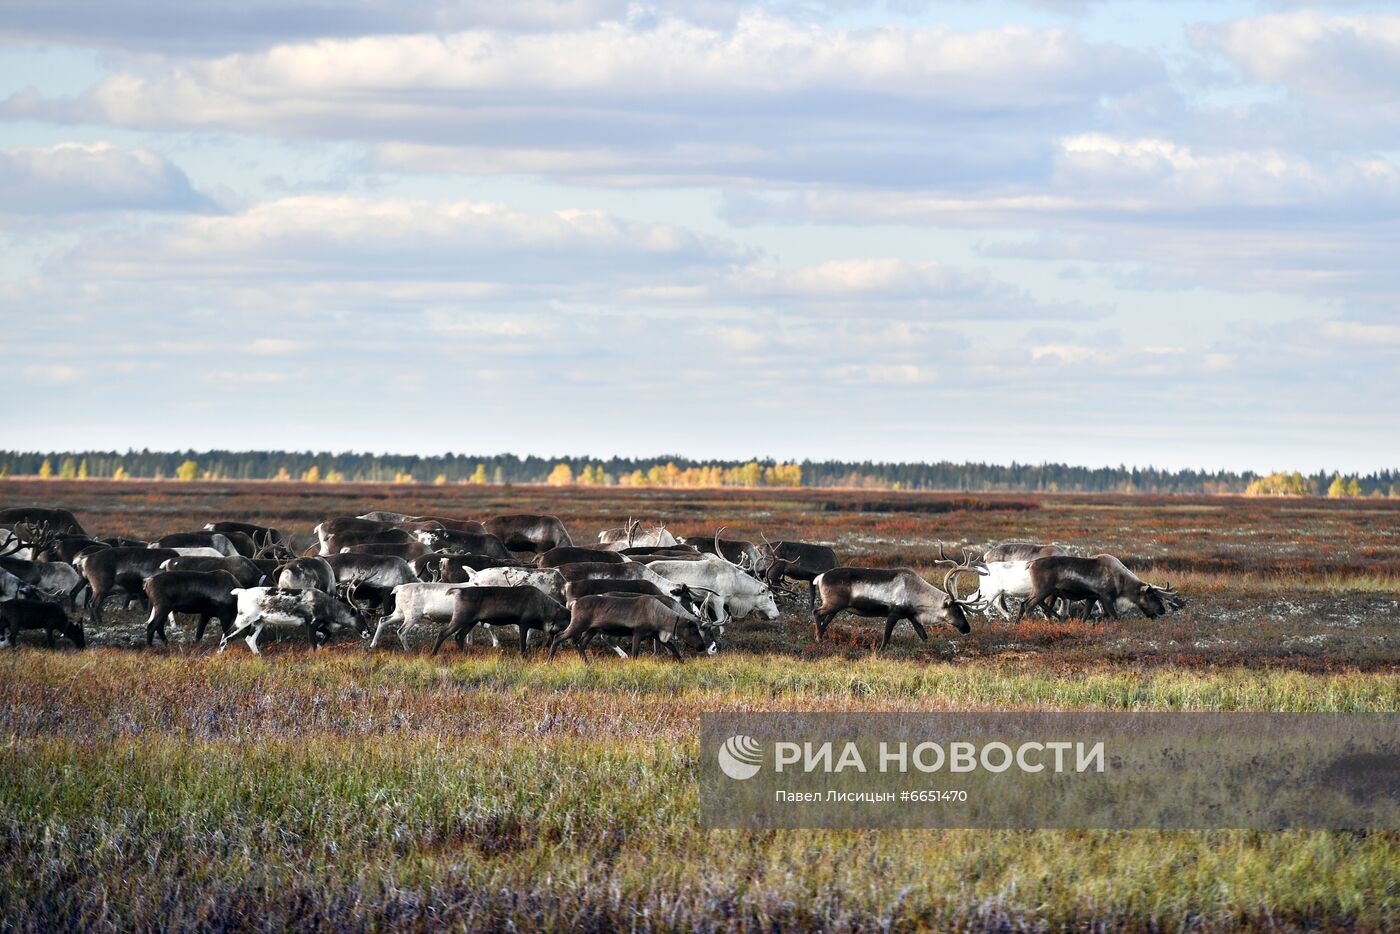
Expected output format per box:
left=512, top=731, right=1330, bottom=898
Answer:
left=2, top=1, right=1398, bottom=473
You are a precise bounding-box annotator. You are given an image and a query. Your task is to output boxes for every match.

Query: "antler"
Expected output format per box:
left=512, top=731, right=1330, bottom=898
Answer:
left=2, top=521, right=60, bottom=559
left=0, top=530, right=23, bottom=558
left=934, top=542, right=988, bottom=571
left=254, top=539, right=291, bottom=561
left=941, top=550, right=988, bottom=609
left=335, top=574, right=376, bottom=613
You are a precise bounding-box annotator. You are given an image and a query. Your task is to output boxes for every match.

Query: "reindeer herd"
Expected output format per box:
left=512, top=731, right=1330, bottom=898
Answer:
left=0, top=505, right=1186, bottom=658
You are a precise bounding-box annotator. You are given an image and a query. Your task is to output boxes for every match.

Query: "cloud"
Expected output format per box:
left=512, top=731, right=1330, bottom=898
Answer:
left=53, top=195, right=740, bottom=284
left=0, top=142, right=216, bottom=215
left=1324, top=321, right=1400, bottom=345
left=22, top=364, right=81, bottom=384
left=727, top=135, right=1400, bottom=227
left=0, top=0, right=655, bottom=52
left=5, top=14, right=1160, bottom=191
left=1192, top=12, right=1400, bottom=106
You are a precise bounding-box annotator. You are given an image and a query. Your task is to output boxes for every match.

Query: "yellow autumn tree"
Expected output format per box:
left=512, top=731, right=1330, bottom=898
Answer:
left=547, top=463, right=574, bottom=486
left=470, top=464, right=488, bottom=485
left=1326, top=474, right=1347, bottom=498
left=38, top=459, right=53, bottom=479
left=176, top=459, right=200, bottom=482
left=112, top=465, right=128, bottom=481
left=324, top=469, right=344, bottom=483
left=302, top=465, right=321, bottom=483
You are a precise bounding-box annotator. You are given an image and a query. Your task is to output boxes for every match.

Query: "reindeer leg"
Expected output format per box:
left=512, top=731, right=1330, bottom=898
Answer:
left=909, top=615, right=930, bottom=642
left=370, top=613, right=398, bottom=649
left=144, top=605, right=162, bottom=647
left=518, top=624, right=531, bottom=656
left=1014, top=590, right=1045, bottom=625
left=430, top=622, right=456, bottom=656
left=246, top=622, right=264, bottom=655
left=220, top=617, right=254, bottom=652
left=630, top=631, right=642, bottom=659
left=878, top=611, right=901, bottom=651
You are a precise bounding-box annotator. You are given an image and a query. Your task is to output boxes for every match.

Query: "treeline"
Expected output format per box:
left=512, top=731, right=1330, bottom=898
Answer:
left=3, top=450, right=1398, bottom=495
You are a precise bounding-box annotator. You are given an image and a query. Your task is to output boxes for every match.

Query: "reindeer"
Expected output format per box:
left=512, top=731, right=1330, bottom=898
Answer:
left=759, top=538, right=839, bottom=613
left=1015, top=555, right=1185, bottom=622
left=1, top=599, right=86, bottom=649
left=813, top=558, right=981, bottom=650
left=142, top=570, right=241, bottom=645
left=548, top=594, right=716, bottom=663
left=219, top=582, right=373, bottom=654
left=598, top=519, right=677, bottom=549
left=482, top=514, right=572, bottom=553
left=537, top=546, right=628, bottom=569
left=0, top=508, right=86, bottom=537
left=431, top=586, right=571, bottom=656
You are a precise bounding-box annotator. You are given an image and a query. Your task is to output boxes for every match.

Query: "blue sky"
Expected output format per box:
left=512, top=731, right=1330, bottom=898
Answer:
left=3, top=1, right=1398, bottom=473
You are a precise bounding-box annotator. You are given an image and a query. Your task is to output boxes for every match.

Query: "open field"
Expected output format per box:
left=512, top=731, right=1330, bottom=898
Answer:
left=2, top=480, right=1398, bottom=930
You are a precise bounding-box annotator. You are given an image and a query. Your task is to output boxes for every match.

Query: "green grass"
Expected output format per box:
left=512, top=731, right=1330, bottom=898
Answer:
left=2, top=650, right=1397, bottom=931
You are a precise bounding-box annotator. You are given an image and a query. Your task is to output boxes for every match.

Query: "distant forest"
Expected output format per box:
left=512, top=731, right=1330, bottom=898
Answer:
left=2, top=450, right=1397, bottom=497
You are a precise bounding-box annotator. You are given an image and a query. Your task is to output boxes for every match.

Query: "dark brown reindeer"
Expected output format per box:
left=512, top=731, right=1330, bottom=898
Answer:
left=813, top=557, right=981, bottom=650
left=548, top=593, right=717, bottom=662
left=1, top=599, right=86, bottom=649
left=431, top=586, right=570, bottom=656
left=142, top=569, right=241, bottom=645
left=482, top=514, right=572, bottom=553
left=760, top=537, right=839, bottom=613
left=1015, top=555, right=1185, bottom=622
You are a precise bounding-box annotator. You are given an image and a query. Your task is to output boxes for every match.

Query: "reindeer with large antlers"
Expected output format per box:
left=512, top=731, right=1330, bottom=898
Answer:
left=811, top=555, right=982, bottom=650
left=0, top=520, right=63, bottom=561
left=758, top=536, right=839, bottom=614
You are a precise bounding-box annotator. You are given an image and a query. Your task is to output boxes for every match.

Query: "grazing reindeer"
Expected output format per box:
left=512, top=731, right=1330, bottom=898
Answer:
left=1015, top=555, right=1185, bottom=622
left=548, top=594, right=716, bottom=663
left=813, top=559, right=980, bottom=650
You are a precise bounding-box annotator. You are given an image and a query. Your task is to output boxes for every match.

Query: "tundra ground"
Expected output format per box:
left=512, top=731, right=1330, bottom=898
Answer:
left=1, top=480, right=1397, bottom=931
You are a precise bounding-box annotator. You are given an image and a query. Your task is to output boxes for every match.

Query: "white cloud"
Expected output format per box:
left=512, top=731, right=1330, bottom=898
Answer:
left=71, top=15, right=1151, bottom=108
left=1324, top=321, right=1400, bottom=345
left=22, top=364, right=81, bottom=384
left=1193, top=12, right=1400, bottom=106
left=1031, top=343, right=1111, bottom=366
left=0, top=142, right=215, bottom=215
left=3, top=15, right=1159, bottom=192
left=54, top=195, right=738, bottom=283
left=831, top=363, right=937, bottom=384
left=246, top=338, right=307, bottom=354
